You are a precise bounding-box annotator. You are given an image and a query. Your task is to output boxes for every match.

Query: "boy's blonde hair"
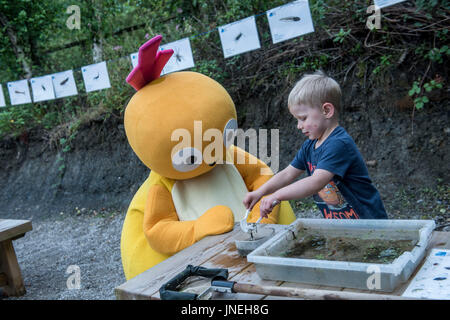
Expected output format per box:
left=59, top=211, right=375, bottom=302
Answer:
left=288, top=70, right=341, bottom=114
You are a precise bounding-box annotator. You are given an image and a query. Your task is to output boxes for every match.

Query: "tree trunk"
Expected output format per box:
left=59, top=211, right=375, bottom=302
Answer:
left=0, top=12, right=33, bottom=79
left=92, top=37, right=103, bottom=63
left=91, top=1, right=103, bottom=63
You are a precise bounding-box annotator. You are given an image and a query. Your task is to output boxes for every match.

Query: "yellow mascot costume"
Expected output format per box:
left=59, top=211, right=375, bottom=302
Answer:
left=121, top=35, right=295, bottom=280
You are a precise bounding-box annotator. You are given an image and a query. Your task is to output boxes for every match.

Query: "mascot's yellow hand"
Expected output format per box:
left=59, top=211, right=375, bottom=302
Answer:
left=143, top=185, right=234, bottom=255
left=194, top=205, right=234, bottom=242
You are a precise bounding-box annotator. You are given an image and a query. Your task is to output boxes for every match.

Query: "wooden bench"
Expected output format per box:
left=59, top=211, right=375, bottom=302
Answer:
left=115, top=223, right=450, bottom=300
left=0, top=219, right=32, bottom=297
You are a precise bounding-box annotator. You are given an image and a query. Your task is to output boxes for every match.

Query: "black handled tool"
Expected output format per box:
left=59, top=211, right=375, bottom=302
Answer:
left=159, top=265, right=229, bottom=300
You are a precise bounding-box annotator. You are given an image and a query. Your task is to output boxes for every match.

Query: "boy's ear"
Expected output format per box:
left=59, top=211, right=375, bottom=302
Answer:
left=322, top=102, right=335, bottom=119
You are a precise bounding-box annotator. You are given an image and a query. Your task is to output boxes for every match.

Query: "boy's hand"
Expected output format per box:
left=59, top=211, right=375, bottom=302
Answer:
left=243, top=190, right=263, bottom=211
left=260, top=194, right=280, bottom=219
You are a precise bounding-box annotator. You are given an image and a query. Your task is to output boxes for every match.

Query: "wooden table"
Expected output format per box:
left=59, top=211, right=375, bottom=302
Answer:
left=115, top=223, right=449, bottom=300
left=0, top=219, right=32, bottom=297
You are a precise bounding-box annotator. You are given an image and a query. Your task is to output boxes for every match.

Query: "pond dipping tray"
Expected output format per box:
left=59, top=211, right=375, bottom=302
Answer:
left=247, top=219, right=435, bottom=292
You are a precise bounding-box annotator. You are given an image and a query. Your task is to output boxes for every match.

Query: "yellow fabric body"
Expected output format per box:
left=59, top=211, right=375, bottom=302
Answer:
left=120, top=146, right=296, bottom=280
left=121, top=71, right=295, bottom=280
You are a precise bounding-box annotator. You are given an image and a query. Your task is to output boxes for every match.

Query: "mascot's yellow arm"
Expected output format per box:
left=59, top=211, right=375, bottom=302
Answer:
left=121, top=146, right=295, bottom=280
left=143, top=185, right=235, bottom=255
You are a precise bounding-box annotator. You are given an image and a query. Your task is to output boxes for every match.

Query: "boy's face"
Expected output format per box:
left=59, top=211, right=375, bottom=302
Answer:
left=289, top=103, right=328, bottom=140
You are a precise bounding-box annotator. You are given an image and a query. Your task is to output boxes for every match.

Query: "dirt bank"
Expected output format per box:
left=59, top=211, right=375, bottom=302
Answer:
left=0, top=70, right=448, bottom=225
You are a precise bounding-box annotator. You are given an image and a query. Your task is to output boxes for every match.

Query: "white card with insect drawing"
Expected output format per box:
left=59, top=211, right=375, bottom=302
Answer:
left=81, top=61, right=111, bottom=92
left=0, top=84, right=6, bottom=107
left=218, top=16, right=261, bottom=59
left=7, top=79, right=32, bottom=106
left=160, top=38, right=195, bottom=74
left=30, top=75, right=56, bottom=102
left=402, top=249, right=450, bottom=300
left=374, top=0, right=406, bottom=9
left=267, top=0, right=315, bottom=44
left=51, top=70, right=78, bottom=98
left=130, top=52, right=138, bottom=69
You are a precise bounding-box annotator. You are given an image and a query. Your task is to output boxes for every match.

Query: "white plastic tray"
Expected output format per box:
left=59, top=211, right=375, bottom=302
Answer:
left=247, top=218, right=435, bottom=292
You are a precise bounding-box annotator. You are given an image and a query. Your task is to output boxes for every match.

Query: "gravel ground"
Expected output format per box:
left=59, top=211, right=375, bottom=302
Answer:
left=3, top=212, right=125, bottom=300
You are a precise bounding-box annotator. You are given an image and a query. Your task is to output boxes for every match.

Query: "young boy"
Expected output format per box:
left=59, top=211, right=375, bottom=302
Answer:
left=243, top=71, right=388, bottom=220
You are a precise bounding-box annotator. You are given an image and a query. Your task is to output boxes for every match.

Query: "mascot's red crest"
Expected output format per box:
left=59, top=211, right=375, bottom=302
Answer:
left=126, top=35, right=174, bottom=91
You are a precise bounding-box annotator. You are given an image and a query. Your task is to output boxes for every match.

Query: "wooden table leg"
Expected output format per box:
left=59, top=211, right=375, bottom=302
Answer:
left=0, top=240, right=26, bottom=297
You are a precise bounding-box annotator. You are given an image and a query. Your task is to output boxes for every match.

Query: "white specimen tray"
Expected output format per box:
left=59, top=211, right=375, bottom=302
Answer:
left=247, top=218, right=435, bottom=292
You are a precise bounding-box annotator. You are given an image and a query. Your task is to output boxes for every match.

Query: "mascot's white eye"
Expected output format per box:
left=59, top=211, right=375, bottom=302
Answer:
left=172, top=147, right=203, bottom=172
left=223, top=118, right=237, bottom=148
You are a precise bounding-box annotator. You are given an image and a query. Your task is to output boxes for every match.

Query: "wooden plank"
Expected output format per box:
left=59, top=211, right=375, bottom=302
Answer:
left=232, top=283, right=412, bottom=300
left=0, top=239, right=26, bottom=296
left=115, top=223, right=288, bottom=300
left=150, top=227, right=249, bottom=300
left=175, top=224, right=288, bottom=300
left=115, top=227, right=241, bottom=300
left=0, top=219, right=32, bottom=242
left=181, top=224, right=287, bottom=300
left=229, top=264, right=283, bottom=300
left=151, top=224, right=288, bottom=300
left=263, top=295, right=304, bottom=300
left=196, top=238, right=261, bottom=300
left=200, top=241, right=250, bottom=275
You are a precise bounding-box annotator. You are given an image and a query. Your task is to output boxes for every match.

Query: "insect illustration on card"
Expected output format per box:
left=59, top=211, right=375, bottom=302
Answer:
left=279, top=16, right=301, bottom=22
left=173, top=47, right=184, bottom=64
left=234, top=32, right=244, bottom=42
left=93, top=73, right=100, bottom=80
left=15, top=90, right=25, bottom=95
left=41, top=85, right=46, bottom=91
left=60, top=77, right=69, bottom=86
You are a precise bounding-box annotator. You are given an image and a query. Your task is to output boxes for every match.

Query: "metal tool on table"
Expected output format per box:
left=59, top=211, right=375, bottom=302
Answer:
left=159, top=265, right=413, bottom=300
left=239, top=200, right=279, bottom=237
left=235, top=200, right=279, bottom=256
left=239, top=209, right=259, bottom=235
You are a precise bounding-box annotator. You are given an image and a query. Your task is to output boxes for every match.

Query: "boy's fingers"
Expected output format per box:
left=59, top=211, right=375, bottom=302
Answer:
left=243, top=196, right=252, bottom=208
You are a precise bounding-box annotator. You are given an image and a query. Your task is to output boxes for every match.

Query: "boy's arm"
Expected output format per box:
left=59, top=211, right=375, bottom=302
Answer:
left=232, top=146, right=303, bottom=223
left=243, top=164, right=304, bottom=215
left=260, top=169, right=333, bottom=217
left=256, top=165, right=304, bottom=197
